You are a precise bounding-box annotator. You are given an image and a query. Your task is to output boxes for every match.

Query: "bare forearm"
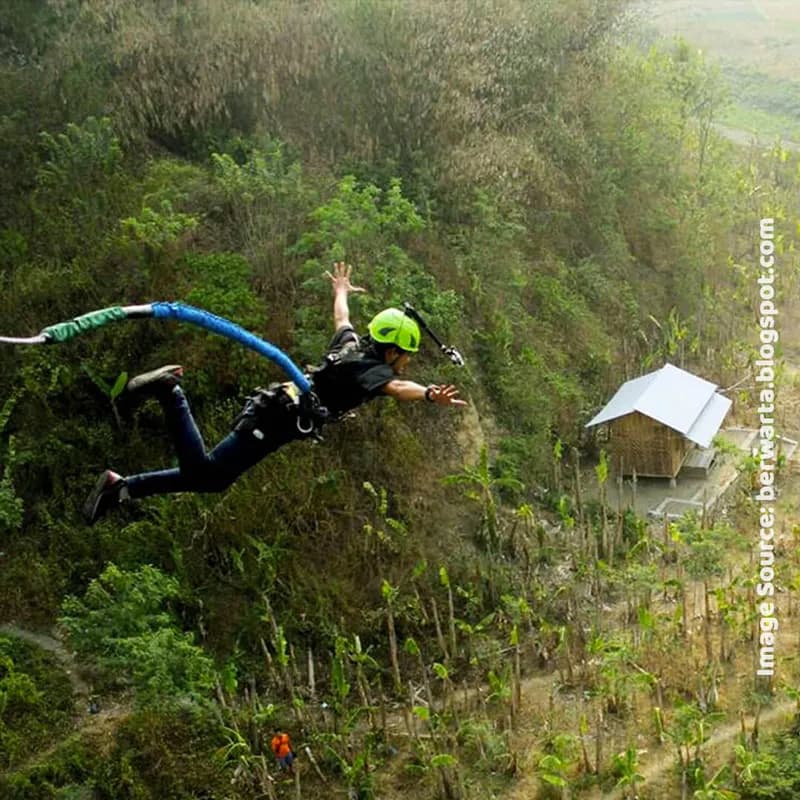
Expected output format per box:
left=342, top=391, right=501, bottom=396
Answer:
left=326, top=262, right=365, bottom=330
left=333, top=287, right=351, bottom=329
left=383, top=381, right=467, bottom=407
left=383, top=379, right=428, bottom=402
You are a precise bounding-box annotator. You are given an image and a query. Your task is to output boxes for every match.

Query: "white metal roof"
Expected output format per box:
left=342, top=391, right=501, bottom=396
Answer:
left=586, top=363, right=731, bottom=447
left=686, top=392, right=733, bottom=448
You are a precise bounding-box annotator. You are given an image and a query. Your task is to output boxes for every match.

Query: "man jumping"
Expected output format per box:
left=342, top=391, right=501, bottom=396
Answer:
left=83, top=263, right=466, bottom=524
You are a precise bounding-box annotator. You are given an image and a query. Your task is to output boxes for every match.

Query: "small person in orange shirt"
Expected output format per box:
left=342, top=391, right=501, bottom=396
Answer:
left=270, top=729, right=295, bottom=775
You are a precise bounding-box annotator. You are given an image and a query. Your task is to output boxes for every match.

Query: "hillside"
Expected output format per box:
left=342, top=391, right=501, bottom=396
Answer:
left=641, top=0, right=800, bottom=143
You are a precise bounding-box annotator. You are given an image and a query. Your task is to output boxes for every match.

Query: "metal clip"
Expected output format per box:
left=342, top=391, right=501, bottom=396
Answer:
left=296, top=416, right=314, bottom=435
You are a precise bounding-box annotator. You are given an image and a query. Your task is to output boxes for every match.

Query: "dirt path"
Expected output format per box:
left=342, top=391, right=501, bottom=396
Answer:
left=2, top=703, right=129, bottom=779
left=713, top=123, right=800, bottom=153
left=579, top=701, right=796, bottom=800
left=0, top=624, right=131, bottom=778
left=0, top=623, right=89, bottom=698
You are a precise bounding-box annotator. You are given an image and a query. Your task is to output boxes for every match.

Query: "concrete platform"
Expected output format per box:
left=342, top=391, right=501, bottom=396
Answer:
left=584, top=427, right=798, bottom=522
left=647, top=497, right=705, bottom=521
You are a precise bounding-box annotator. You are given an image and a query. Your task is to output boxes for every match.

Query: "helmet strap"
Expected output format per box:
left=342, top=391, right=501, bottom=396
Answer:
left=386, top=348, right=405, bottom=367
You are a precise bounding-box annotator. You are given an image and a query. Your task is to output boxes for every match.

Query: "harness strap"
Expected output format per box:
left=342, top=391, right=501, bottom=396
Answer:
left=232, top=382, right=328, bottom=439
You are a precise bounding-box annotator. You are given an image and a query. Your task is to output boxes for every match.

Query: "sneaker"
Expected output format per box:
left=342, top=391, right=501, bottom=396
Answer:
left=83, top=470, right=126, bottom=525
left=125, top=365, right=184, bottom=399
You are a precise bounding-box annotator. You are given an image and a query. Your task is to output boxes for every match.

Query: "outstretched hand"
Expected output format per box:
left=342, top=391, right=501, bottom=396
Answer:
left=325, top=262, right=366, bottom=295
left=428, top=384, right=467, bottom=407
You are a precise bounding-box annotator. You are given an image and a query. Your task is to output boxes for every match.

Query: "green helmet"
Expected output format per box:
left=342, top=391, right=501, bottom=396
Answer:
left=367, top=308, right=421, bottom=353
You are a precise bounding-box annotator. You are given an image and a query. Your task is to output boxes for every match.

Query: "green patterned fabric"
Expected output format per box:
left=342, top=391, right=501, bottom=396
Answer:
left=43, top=306, right=128, bottom=342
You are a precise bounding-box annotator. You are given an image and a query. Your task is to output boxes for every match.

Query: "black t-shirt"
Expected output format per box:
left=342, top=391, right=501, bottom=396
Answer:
left=311, top=325, right=396, bottom=417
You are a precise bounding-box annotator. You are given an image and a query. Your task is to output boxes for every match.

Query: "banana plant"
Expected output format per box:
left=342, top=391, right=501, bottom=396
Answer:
left=612, top=746, right=645, bottom=799
left=536, top=734, right=579, bottom=800
left=82, top=363, right=127, bottom=428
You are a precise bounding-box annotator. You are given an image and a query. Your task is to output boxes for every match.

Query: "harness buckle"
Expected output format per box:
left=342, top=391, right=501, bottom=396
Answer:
left=296, top=415, right=314, bottom=435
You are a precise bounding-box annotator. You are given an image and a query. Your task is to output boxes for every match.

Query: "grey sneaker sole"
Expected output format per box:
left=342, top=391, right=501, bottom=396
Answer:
left=126, top=365, right=183, bottom=393
left=83, top=470, right=120, bottom=524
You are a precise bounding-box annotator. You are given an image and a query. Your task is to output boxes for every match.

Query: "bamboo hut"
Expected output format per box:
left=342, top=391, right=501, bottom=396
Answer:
left=585, top=364, right=732, bottom=478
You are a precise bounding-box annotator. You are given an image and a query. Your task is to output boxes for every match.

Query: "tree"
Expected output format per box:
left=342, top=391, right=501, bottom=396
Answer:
left=59, top=564, right=215, bottom=705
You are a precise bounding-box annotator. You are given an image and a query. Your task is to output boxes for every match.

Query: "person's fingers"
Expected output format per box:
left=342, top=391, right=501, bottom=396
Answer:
left=432, top=385, right=467, bottom=406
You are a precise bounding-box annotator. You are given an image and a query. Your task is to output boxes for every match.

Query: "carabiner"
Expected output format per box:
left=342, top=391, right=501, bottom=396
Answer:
left=296, top=416, right=314, bottom=435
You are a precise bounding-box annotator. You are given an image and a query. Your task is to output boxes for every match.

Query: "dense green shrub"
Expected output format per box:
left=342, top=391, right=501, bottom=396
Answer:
left=59, top=564, right=215, bottom=706
left=0, top=738, right=99, bottom=800
left=93, top=708, right=229, bottom=800
left=736, top=727, right=800, bottom=799
left=0, top=635, right=74, bottom=770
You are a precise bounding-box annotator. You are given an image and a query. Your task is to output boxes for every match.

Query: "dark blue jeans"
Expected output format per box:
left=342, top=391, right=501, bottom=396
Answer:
left=125, top=386, right=303, bottom=499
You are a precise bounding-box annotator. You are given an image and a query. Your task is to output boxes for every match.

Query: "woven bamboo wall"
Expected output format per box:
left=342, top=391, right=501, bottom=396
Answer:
left=609, top=411, right=690, bottom=477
